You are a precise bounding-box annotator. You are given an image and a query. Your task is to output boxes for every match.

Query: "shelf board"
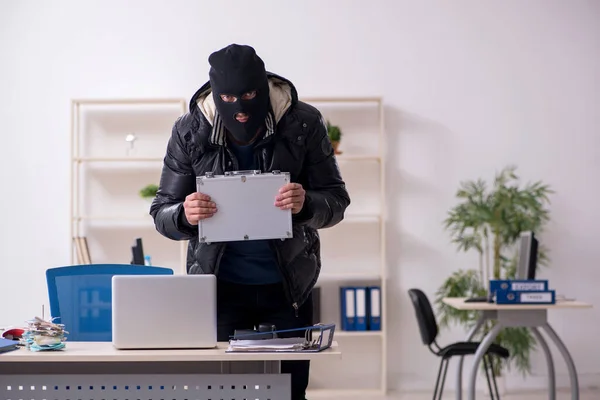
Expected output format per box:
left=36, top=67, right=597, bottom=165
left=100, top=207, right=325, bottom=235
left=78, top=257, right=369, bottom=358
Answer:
left=74, top=214, right=379, bottom=223
left=343, top=214, right=380, bottom=224
left=74, top=157, right=164, bottom=162
left=306, top=388, right=385, bottom=398
left=75, top=155, right=378, bottom=163
left=335, top=330, right=383, bottom=338
left=300, top=97, right=382, bottom=104
left=335, top=154, right=381, bottom=162
left=73, top=98, right=186, bottom=106
left=317, top=272, right=381, bottom=282
left=73, top=216, right=152, bottom=221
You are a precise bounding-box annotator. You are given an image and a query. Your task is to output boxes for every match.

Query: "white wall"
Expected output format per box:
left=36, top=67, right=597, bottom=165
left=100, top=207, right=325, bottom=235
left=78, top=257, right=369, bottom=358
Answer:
left=1, top=0, right=599, bottom=393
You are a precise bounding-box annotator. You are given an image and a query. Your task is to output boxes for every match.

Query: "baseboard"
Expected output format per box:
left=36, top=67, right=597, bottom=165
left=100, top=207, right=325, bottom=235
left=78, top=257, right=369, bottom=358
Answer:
left=505, top=372, right=600, bottom=391
left=394, top=372, right=600, bottom=392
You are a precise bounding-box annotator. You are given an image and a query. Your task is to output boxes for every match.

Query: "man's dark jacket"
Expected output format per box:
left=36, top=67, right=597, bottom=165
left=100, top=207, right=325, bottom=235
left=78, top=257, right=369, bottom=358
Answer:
left=150, top=72, right=351, bottom=313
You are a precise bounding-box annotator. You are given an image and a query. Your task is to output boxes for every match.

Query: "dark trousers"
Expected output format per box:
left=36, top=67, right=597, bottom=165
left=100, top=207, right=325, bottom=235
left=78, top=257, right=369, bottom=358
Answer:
left=217, top=279, right=312, bottom=400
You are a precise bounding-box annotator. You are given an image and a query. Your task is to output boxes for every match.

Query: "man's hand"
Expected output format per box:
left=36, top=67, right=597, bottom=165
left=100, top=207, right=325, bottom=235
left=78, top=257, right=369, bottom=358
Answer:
left=275, top=183, right=306, bottom=214
left=183, top=192, right=217, bottom=225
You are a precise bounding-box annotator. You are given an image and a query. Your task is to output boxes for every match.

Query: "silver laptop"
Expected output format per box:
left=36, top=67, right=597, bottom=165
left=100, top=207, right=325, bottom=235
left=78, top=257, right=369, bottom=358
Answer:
left=111, top=274, right=217, bottom=349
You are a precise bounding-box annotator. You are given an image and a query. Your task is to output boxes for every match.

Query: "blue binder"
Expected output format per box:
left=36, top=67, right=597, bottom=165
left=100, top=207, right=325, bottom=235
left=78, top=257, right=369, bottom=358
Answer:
left=489, top=279, right=548, bottom=294
left=340, top=287, right=356, bottom=331
left=496, top=290, right=556, bottom=305
left=0, top=338, right=19, bottom=354
left=354, top=287, right=368, bottom=331
left=367, top=286, right=382, bottom=331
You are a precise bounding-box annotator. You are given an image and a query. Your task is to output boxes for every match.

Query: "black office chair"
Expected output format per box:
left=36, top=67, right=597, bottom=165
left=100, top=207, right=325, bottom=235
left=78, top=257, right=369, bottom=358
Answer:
left=407, top=288, right=509, bottom=400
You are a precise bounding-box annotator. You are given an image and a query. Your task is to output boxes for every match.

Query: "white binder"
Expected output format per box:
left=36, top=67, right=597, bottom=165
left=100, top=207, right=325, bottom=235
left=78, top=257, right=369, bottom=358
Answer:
left=195, top=170, right=293, bottom=244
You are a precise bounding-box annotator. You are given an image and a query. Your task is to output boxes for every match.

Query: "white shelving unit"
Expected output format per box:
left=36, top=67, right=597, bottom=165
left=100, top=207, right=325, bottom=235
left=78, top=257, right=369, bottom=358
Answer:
left=70, top=96, right=387, bottom=397
left=300, top=97, right=387, bottom=397
left=70, top=98, right=189, bottom=273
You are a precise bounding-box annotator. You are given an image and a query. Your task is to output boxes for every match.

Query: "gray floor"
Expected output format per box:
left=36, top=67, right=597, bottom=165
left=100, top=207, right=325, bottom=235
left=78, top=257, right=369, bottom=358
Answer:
left=338, top=389, right=600, bottom=399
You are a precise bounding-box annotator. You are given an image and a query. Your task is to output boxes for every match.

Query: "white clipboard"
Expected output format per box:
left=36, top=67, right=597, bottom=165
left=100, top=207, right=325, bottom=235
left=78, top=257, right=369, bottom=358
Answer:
left=195, top=170, right=293, bottom=244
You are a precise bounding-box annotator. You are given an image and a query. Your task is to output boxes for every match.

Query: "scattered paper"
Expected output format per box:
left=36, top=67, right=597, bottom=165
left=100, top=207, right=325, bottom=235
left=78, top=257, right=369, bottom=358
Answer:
left=22, top=317, right=68, bottom=352
left=227, top=337, right=306, bottom=352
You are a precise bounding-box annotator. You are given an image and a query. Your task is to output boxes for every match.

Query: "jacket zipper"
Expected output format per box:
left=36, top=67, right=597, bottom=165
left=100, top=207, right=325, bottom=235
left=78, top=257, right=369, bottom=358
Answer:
left=258, top=148, right=299, bottom=316
left=269, top=242, right=299, bottom=317
left=225, top=141, right=298, bottom=316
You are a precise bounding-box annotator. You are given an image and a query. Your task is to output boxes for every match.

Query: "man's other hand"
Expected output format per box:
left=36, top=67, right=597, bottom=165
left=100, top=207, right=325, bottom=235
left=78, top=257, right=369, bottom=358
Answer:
left=275, top=183, right=306, bottom=214
left=183, top=192, right=217, bottom=225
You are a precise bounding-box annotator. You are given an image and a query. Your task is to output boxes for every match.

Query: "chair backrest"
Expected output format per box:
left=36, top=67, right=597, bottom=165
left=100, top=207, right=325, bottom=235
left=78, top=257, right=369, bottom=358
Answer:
left=46, top=264, right=173, bottom=342
left=407, top=288, right=438, bottom=346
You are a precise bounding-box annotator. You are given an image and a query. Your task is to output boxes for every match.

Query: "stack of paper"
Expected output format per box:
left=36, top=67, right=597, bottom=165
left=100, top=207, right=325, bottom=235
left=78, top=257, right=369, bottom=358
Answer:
left=227, top=337, right=306, bottom=352
left=22, top=317, right=68, bottom=352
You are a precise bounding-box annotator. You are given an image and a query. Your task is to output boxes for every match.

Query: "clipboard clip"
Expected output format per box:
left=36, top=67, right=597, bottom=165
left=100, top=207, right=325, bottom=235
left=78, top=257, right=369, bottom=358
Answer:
left=224, top=170, right=261, bottom=176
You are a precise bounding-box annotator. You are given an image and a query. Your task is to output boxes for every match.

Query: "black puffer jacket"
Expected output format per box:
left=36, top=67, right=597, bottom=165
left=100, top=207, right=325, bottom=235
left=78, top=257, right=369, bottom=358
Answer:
left=149, top=72, right=350, bottom=312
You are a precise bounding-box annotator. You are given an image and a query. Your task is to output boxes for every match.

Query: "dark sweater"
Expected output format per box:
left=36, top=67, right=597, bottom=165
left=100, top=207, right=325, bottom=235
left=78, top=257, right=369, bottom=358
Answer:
left=217, top=140, right=282, bottom=285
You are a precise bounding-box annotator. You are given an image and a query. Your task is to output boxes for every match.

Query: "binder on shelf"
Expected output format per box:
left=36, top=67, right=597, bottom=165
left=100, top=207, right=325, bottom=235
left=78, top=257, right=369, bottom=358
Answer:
left=367, top=286, right=382, bottom=331
left=73, top=236, right=92, bottom=264
left=340, top=287, right=356, bottom=331
left=496, top=290, right=556, bottom=305
left=489, top=279, right=548, bottom=294
left=354, top=287, right=367, bottom=331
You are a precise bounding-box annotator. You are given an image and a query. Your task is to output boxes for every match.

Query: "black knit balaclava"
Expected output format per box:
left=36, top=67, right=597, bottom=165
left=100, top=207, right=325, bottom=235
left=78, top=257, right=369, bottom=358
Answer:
left=208, top=44, right=270, bottom=144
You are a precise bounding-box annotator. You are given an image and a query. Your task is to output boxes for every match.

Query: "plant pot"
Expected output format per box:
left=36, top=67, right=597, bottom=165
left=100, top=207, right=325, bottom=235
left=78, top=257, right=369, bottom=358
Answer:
left=331, top=140, right=342, bottom=154
left=484, top=374, right=507, bottom=397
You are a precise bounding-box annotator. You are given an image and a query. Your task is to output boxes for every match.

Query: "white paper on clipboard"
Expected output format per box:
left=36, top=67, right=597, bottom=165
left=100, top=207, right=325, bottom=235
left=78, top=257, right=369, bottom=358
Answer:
left=196, top=170, right=293, bottom=243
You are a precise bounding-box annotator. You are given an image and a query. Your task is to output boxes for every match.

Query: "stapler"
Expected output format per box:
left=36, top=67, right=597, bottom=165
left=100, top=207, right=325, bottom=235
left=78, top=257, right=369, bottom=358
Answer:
left=2, top=327, right=24, bottom=341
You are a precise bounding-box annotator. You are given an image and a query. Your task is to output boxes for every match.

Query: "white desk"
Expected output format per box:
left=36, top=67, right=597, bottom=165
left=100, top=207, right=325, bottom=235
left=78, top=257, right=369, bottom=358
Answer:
left=0, top=341, right=341, bottom=400
left=443, top=298, right=592, bottom=400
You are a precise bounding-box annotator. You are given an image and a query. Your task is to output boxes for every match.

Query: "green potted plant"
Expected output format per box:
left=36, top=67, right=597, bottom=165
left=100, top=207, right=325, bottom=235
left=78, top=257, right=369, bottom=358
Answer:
left=139, top=184, right=159, bottom=200
left=434, top=165, right=553, bottom=387
left=326, top=120, right=342, bottom=154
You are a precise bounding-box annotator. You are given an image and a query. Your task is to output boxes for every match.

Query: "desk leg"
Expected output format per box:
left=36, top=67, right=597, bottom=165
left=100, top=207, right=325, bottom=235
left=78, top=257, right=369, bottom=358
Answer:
left=456, top=315, right=487, bottom=400
left=467, top=323, right=503, bottom=400
left=543, top=323, right=579, bottom=400
left=264, top=360, right=281, bottom=374
left=531, top=327, right=556, bottom=400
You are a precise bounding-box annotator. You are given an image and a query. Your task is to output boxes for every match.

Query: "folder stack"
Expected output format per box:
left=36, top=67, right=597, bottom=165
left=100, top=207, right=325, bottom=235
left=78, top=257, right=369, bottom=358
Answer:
left=339, top=286, right=381, bottom=331
left=490, top=279, right=556, bottom=305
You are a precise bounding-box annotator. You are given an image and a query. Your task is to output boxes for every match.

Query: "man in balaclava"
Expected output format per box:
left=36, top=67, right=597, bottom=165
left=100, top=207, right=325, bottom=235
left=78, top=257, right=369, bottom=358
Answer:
left=205, top=45, right=285, bottom=301
left=150, top=44, right=351, bottom=400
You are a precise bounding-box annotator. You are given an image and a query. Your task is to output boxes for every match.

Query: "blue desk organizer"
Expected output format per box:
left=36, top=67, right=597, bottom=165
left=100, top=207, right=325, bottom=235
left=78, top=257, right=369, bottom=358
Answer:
left=46, top=264, right=173, bottom=342
left=489, top=279, right=555, bottom=305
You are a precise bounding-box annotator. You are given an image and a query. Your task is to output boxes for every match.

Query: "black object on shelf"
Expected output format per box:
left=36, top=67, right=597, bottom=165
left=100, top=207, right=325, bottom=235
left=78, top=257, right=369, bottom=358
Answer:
left=464, top=295, right=493, bottom=303
left=130, top=237, right=145, bottom=265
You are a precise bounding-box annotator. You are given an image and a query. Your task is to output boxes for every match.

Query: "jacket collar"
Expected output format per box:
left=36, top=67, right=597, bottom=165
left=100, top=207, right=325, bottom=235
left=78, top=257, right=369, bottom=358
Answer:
left=189, top=73, right=297, bottom=147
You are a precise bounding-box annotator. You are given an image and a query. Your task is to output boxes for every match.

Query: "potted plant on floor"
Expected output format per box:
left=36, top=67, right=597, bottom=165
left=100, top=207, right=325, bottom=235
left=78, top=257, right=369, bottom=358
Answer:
left=434, top=165, right=553, bottom=392
left=326, top=120, right=342, bottom=154
left=139, top=184, right=159, bottom=201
